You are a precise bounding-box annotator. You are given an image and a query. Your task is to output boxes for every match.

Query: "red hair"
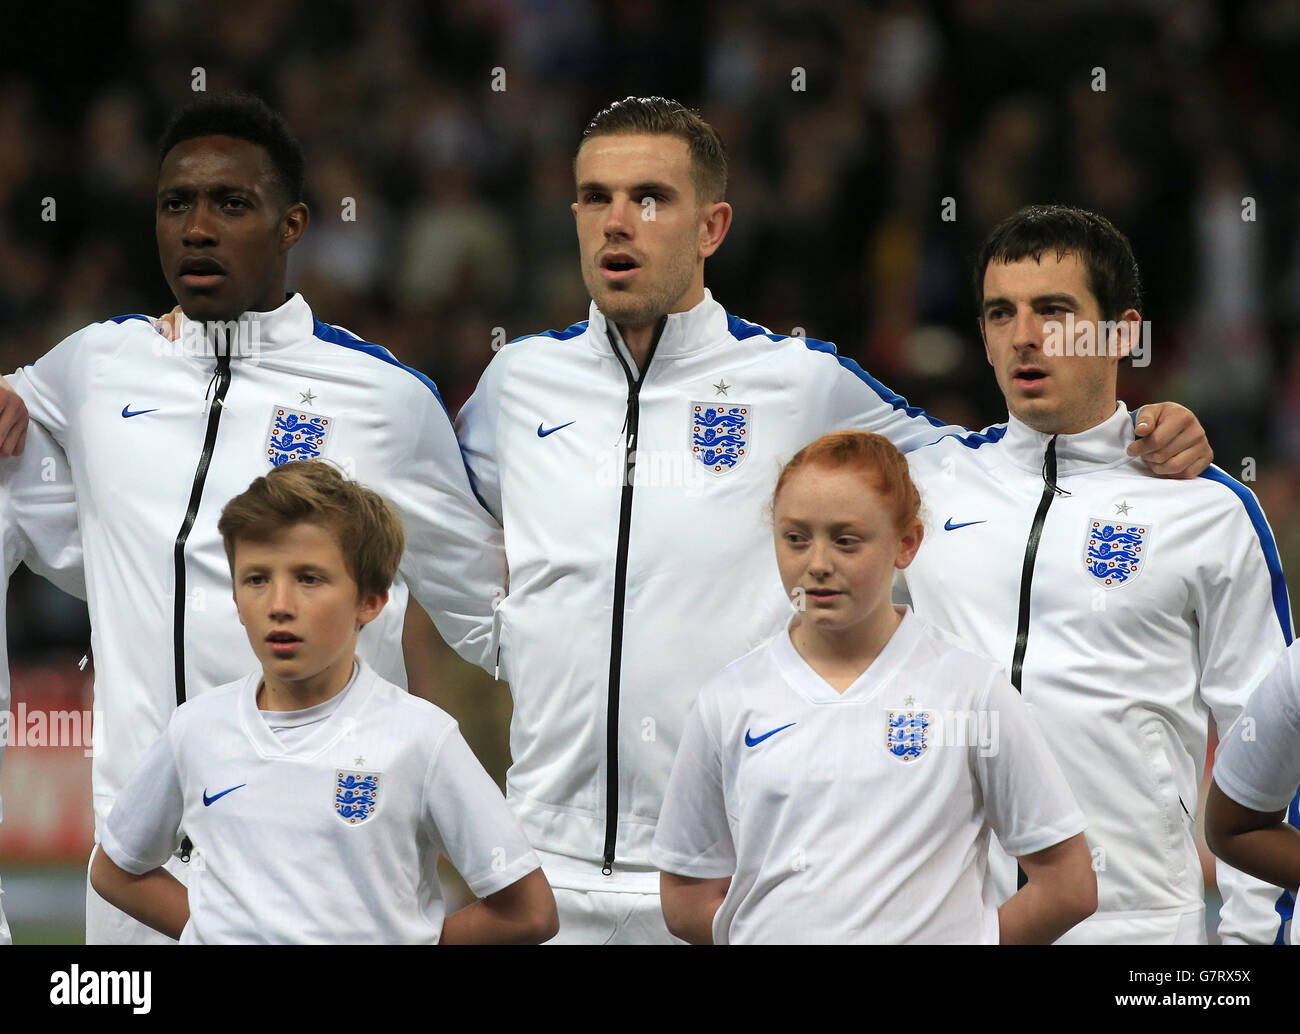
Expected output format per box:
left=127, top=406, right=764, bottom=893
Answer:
left=774, top=431, right=921, bottom=531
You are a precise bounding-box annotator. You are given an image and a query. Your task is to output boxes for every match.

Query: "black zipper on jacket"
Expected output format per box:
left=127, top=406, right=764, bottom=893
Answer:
left=601, top=317, right=666, bottom=875
left=1011, top=435, right=1069, bottom=888
left=173, top=352, right=233, bottom=708
left=1010, top=436, right=1070, bottom=692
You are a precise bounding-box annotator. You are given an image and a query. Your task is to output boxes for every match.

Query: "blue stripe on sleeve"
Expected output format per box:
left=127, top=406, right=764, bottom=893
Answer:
left=725, top=313, right=950, bottom=430
left=312, top=316, right=450, bottom=418
left=936, top=425, right=1008, bottom=450
left=1193, top=464, right=1296, bottom=945
left=508, top=320, right=589, bottom=345
left=108, top=314, right=153, bottom=325
left=1200, top=464, right=1296, bottom=942
left=1198, top=465, right=1293, bottom=645
left=1277, top=791, right=1300, bottom=944
left=311, top=316, right=494, bottom=513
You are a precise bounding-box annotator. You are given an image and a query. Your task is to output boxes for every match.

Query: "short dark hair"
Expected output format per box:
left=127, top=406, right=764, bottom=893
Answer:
left=579, top=96, right=728, bottom=204
left=218, top=461, right=404, bottom=599
left=158, top=92, right=305, bottom=204
left=973, top=204, right=1142, bottom=321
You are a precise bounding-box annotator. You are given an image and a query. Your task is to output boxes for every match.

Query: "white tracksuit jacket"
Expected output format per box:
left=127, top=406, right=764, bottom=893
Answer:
left=456, top=290, right=966, bottom=882
left=899, top=404, right=1294, bottom=944
left=10, top=293, right=506, bottom=832
left=1, top=420, right=85, bottom=813
left=0, top=421, right=84, bottom=942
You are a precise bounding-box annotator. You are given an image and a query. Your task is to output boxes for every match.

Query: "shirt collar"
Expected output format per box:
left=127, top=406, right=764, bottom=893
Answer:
left=176, top=292, right=313, bottom=358
left=239, top=656, right=377, bottom=759
left=998, top=401, right=1137, bottom=475
left=773, top=605, right=922, bottom=705
left=586, top=288, right=730, bottom=362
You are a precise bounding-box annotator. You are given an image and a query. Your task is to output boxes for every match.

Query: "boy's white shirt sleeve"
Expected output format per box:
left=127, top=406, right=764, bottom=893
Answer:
left=650, top=689, right=735, bottom=879
left=1215, top=643, right=1300, bottom=814
left=977, top=674, right=1089, bottom=858
left=1192, top=490, right=1295, bottom=945
left=388, top=382, right=507, bottom=675
left=423, top=722, right=538, bottom=899
left=100, top=728, right=185, bottom=875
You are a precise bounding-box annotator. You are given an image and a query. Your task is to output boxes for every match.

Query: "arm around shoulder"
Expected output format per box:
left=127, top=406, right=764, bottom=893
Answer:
left=453, top=351, right=507, bottom=524
left=390, top=376, right=507, bottom=673
left=0, top=373, right=27, bottom=457
left=1127, top=401, right=1212, bottom=478
left=6, top=319, right=107, bottom=449
left=818, top=348, right=965, bottom=453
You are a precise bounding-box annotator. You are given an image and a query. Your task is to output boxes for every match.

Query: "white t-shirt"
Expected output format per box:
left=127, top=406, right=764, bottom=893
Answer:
left=1214, top=641, right=1300, bottom=944
left=259, top=663, right=355, bottom=749
left=101, top=659, right=539, bottom=944
left=651, top=608, right=1088, bottom=944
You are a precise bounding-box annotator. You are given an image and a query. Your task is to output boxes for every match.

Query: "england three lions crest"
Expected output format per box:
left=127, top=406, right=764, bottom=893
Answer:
left=265, top=405, right=333, bottom=467
left=334, top=769, right=381, bottom=825
left=691, top=403, right=750, bottom=475
left=1084, top=518, right=1149, bottom=588
left=886, top=710, right=931, bottom=763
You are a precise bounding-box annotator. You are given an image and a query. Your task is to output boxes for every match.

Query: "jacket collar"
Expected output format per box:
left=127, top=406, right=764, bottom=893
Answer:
left=999, top=401, right=1137, bottom=476
left=176, top=292, right=313, bottom=358
left=586, top=289, right=730, bottom=363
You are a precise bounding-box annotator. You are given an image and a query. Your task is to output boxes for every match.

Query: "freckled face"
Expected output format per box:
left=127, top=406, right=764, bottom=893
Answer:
left=774, top=466, right=920, bottom=637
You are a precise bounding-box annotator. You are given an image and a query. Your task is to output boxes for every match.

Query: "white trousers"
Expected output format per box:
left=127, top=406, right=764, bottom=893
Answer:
left=546, top=887, right=684, bottom=945
left=1054, top=904, right=1206, bottom=945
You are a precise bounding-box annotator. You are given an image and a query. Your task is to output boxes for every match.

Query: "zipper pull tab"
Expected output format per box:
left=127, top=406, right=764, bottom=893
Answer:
left=1041, top=436, right=1072, bottom=497
left=202, top=361, right=221, bottom=415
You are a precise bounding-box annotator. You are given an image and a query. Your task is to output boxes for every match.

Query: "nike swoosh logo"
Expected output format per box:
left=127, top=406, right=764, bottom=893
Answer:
left=537, top=421, right=575, bottom=438
left=745, top=723, right=796, bottom=747
left=944, top=518, right=987, bottom=531
left=121, top=405, right=159, bottom=418
left=202, top=784, right=246, bottom=806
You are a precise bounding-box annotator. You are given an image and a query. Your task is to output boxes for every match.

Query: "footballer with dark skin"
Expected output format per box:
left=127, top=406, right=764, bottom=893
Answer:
left=157, top=134, right=308, bottom=324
